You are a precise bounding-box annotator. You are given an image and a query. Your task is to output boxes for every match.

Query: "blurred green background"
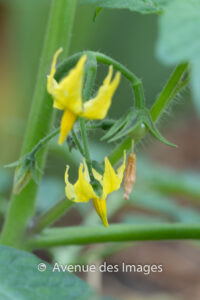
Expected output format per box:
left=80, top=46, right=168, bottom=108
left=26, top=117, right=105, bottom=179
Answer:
left=0, top=1, right=200, bottom=300
left=0, top=0, right=190, bottom=164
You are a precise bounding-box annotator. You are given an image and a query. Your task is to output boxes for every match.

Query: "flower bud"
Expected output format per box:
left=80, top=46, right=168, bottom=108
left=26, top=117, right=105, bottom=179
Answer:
left=13, top=165, right=31, bottom=195
left=123, top=152, right=136, bottom=200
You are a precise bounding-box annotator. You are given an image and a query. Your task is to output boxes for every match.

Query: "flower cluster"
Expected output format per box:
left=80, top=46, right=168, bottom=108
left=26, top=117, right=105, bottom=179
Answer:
left=47, top=49, right=126, bottom=226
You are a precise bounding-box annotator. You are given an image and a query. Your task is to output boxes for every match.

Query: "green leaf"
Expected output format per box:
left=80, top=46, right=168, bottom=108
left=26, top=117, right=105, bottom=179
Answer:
left=80, top=0, right=169, bottom=14
left=157, top=0, right=200, bottom=114
left=157, top=0, right=200, bottom=64
left=0, top=245, right=93, bottom=300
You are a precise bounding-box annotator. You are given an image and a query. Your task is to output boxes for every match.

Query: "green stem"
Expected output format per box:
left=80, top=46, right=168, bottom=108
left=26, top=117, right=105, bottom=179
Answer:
left=57, top=51, right=138, bottom=83
left=150, top=63, right=188, bottom=122
left=79, top=61, right=97, bottom=181
left=30, top=198, right=73, bottom=234
left=71, top=129, right=85, bottom=156
left=95, top=53, right=145, bottom=108
left=80, top=118, right=95, bottom=181
left=0, top=0, right=77, bottom=248
left=108, top=63, right=188, bottom=165
left=109, top=138, right=132, bottom=165
left=26, top=223, right=200, bottom=249
left=30, top=127, right=60, bottom=156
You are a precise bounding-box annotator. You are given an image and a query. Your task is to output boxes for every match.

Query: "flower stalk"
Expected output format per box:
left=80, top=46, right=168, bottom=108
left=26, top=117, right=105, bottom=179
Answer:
left=79, top=61, right=97, bottom=182
left=26, top=223, right=200, bottom=249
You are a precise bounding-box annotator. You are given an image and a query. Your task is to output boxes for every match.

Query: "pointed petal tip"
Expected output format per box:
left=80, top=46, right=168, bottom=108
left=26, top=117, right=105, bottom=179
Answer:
left=54, top=48, right=63, bottom=58
left=79, top=54, right=87, bottom=66
left=102, top=218, right=109, bottom=227
left=58, top=136, right=64, bottom=145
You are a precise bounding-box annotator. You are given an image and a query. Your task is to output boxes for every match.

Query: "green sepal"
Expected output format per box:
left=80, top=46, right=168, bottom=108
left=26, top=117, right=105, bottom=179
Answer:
left=5, top=154, right=40, bottom=195
left=101, top=107, right=137, bottom=141
left=92, top=160, right=104, bottom=175
left=144, top=114, right=177, bottom=148
left=90, top=178, right=103, bottom=198
left=102, top=106, right=177, bottom=147
left=87, top=119, right=115, bottom=131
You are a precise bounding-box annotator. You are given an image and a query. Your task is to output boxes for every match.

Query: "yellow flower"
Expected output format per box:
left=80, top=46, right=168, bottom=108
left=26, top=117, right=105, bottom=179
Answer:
left=47, top=49, right=121, bottom=144
left=65, top=152, right=126, bottom=227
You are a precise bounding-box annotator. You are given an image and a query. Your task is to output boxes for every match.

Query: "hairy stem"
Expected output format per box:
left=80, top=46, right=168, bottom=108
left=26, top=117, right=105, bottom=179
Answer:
left=151, top=63, right=188, bottom=121
left=1, top=0, right=77, bottom=248
left=30, top=127, right=60, bottom=156
left=108, top=63, right=188, bottom=165
left=71, top=129, right=85, bottom=156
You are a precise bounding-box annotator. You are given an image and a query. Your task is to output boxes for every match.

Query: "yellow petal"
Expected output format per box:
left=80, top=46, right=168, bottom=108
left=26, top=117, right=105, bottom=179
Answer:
left=53, top=99, right=66, bottom=110
left=92, top=168, right=103, bottom=185
left=59, top=109, right=76, bottom=145
left=73, top=164, right=97, bottom=202
left=92, top=198, right=108, bottom=227
left=47, top=48, right=63, bottom=96
left=81, top=67, right=120, bottom=120
left=82, top=158, right=90, bottom=182
left=57, top=55, right=87, bottom=113
left=102, top=153, right=126, bottom=198
left=65, top=166, right=76, bottom=200
left=103, top=65, right=113, bottom=85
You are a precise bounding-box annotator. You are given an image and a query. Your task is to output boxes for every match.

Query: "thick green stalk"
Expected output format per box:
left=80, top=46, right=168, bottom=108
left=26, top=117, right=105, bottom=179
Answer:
left=1, top=0, right=77, bottom=248
left=26, top=223, right=200, bottom=249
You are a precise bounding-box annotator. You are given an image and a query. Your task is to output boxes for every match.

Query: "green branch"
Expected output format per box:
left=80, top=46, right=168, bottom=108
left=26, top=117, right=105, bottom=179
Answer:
left=30, top=198, right=73, bottom=234
left=71, top=129, right=85, bottom=156
left=108, top=63, right=188, bottom=165
left=0, top=0, right=77, bottom=248
left=26, top=223, right=200, bottom=249
left=151, top=63, right=188, bottom=122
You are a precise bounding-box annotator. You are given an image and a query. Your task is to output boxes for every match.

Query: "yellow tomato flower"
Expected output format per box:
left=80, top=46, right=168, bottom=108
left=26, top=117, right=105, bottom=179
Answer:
left=47, top=49, right=121, bottom=144
left=65, top=152, right=126, bottom=227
